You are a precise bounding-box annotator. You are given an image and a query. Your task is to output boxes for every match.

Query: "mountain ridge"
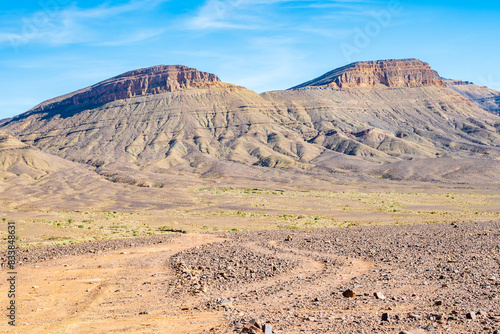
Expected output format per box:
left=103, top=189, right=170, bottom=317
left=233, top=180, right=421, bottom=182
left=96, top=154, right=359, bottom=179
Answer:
left=1, top=58, right=499, bottom=184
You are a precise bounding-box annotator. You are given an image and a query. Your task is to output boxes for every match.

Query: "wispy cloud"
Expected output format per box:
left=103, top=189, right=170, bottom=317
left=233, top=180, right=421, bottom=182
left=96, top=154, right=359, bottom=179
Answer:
left=95, top=28, right=167, bottom=46
left=0, top=0, right=169, bottom=48
left=185, top=0, right=380, bottom=31
left=186, top=0, right=313, bottom=30
left=187, top=0, right=259, bottom=30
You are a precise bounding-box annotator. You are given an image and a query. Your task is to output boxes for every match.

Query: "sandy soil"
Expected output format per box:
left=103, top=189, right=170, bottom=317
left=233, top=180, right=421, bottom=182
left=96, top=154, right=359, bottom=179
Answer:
left=0, top=221, right=498, bottom=333
left=0, top=234, right=223, bottom=334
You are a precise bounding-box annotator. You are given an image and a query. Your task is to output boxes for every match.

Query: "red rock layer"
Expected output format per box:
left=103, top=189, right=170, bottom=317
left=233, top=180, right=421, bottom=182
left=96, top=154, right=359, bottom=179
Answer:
left=30, top=65, right=221, bottom=113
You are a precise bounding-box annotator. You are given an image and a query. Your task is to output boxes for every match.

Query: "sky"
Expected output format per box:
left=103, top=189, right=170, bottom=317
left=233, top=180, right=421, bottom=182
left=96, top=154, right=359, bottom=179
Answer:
left=0, top=0, right=499, bottom=119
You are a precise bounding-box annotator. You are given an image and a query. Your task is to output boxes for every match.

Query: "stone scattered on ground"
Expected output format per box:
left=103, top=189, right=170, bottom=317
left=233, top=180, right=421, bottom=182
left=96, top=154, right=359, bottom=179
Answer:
left=5, top=220, right=499, bottom=333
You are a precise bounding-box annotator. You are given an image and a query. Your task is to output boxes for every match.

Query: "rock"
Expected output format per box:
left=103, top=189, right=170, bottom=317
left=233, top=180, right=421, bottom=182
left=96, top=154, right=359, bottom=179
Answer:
left=374, top=292, right=385, bottom=300
left=434, top=300, right=443, bottom=306
left=343, top=289, right=355, bottom=298
left=263, top=323, right=272, bottom=334
left=381, top=313, right=390, bottom=321
left=249, top=319, right=263, bottom=328
left=407, top=313, right=421, bottom=320
left=242, top=324, right=264, bottom=334
left=243, top=320, right=266, bottom=334
left=138, top=311, right=150, bottom=315
left=218, top=298, right=233, bottom=308
left=285, top=235, right=293, bottom=242
left=466, top=312, right=476, bottom=320
left=399, top=330, right=425, bottom=334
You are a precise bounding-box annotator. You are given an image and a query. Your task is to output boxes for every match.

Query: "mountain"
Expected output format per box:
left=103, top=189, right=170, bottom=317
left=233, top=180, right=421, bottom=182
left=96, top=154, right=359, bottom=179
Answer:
left=1, top=59, right=499, bottom=184
left=290, top=58, right=445, bottom=89
left=265, top=59, right=500, bottom=162
left=443, top=79, right=500, bottom=116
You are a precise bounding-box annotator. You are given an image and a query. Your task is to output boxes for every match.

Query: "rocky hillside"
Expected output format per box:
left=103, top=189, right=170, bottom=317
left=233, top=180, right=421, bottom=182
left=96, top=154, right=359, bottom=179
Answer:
left=444, top=79, right=500, bottom=116
left=1, top=59, right=499, bottom=183
left=265, top=82, right=500, bottom=162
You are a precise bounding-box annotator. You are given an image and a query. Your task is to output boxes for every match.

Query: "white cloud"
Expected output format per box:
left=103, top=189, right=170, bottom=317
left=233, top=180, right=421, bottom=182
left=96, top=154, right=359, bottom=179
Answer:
left=0, top=0, right=169, bottom=48
left=186, top=0, right=311, bottom=30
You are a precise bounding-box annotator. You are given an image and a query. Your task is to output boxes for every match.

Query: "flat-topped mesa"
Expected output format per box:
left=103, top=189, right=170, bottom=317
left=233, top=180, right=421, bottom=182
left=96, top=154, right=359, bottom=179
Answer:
left=291, top=59, right=446, bottom=89
left=29, top=65, right=222, bottom=114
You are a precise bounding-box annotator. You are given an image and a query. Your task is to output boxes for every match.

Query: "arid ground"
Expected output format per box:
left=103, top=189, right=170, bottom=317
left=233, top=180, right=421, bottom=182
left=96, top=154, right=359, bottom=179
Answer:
left=0, top=219, right=498, bottom=334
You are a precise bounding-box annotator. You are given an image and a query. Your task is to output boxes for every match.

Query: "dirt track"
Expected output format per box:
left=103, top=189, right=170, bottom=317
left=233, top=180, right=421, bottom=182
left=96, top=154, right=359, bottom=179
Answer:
left=1, top=221, right=499, bottom=333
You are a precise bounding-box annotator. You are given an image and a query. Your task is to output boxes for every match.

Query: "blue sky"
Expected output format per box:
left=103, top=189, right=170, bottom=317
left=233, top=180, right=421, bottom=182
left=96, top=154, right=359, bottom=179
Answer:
left=0, top=0, right=499, bottom=119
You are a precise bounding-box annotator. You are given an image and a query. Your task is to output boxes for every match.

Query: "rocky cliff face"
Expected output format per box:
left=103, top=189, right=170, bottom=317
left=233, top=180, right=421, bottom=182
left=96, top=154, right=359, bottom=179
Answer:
left=291, top=59, right=445, bottom=89
left=24, top=65, right=222, bottom=116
